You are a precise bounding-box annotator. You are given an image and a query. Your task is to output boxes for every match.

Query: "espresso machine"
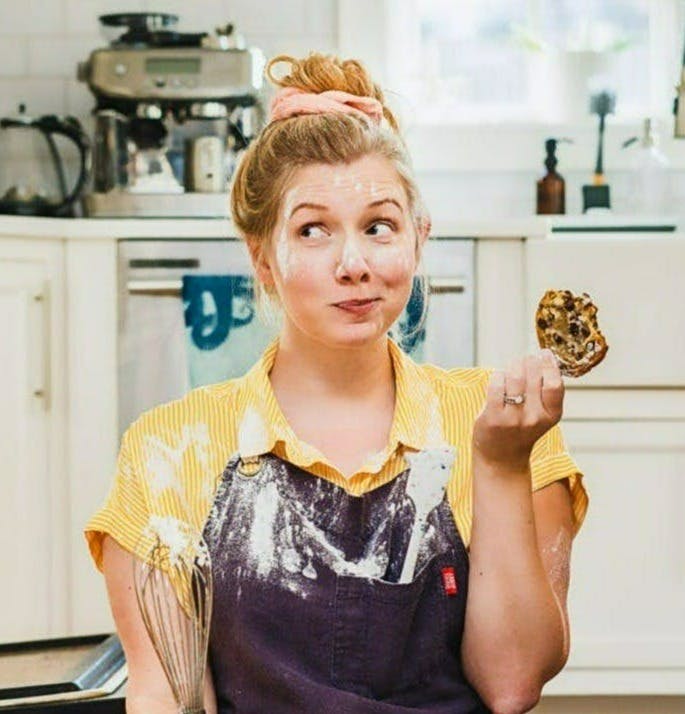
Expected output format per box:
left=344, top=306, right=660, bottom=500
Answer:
left=78, top=13, right=266, bottom=217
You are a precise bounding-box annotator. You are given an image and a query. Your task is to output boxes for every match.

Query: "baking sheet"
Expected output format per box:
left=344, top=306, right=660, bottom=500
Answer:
left=0, top=634, right=126, bottom=706
left=0, top=643, right=92, bottom=694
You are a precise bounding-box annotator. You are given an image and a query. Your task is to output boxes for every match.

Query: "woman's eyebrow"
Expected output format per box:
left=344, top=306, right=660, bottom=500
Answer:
left=289, top=202, right=327, bottom=218
left=289, top=197, right=402, bottom=219
left=368, top=198, right=403, bottom=212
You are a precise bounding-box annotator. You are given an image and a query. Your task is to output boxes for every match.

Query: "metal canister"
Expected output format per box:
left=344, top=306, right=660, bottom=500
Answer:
left=92, top=109, right=129, bottom=192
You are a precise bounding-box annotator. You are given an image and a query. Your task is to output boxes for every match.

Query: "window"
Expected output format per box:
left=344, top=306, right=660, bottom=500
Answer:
left=345, top=0, right=685, bottom=125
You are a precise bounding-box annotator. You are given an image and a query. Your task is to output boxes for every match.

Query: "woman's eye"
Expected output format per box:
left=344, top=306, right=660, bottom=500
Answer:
left=367, top=221, right=395, bottom=237
left=299, top=224, right=326, bottom=239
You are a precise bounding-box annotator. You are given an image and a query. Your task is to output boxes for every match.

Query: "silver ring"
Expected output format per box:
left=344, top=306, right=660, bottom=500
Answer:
left=503, top=393, right=526, bottom=405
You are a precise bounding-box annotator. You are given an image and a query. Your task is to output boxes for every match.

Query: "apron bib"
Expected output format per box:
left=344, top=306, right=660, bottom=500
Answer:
left=202, top=452, right=490, bottom=713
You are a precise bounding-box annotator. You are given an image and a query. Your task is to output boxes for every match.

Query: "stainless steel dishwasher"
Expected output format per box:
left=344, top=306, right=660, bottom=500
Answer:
left=117, top=237, right=475, bottom=437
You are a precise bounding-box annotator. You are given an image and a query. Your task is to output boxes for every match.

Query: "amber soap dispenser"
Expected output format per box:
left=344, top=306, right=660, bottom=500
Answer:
left=536, top=137, right=571, bottom=214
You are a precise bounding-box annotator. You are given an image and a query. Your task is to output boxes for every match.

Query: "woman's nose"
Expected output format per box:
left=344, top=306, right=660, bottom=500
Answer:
left=335, top=239, right=370, bottom=283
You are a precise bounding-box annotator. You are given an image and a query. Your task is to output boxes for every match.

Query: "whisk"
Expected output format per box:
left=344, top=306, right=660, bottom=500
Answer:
left=132, top=523, right=213, bottom=714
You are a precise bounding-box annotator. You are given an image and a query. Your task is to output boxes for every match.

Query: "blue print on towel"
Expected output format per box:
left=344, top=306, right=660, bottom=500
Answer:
left=389, top=276, right=426, bottom=359
left=183, top=275, right=254, bottom=350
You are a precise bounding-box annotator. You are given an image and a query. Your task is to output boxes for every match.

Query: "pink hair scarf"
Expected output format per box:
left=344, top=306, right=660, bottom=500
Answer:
left=269, top=86, right=384, bottom=125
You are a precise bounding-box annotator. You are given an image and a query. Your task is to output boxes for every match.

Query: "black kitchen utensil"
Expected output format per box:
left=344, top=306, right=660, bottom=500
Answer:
left=582, top=89, right=616, bottom=212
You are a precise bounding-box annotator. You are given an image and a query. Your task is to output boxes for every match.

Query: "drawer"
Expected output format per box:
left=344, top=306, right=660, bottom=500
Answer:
left=524, top=236, right=685, bottom=388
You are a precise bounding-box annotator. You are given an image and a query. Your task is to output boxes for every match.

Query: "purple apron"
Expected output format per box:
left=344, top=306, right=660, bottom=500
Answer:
left=202, top=452, right=490, bottom=713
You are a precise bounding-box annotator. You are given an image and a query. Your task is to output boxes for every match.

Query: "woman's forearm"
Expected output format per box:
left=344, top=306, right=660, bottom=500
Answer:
left=125, top=695, right=178, bottom=713
left=461, top=455, right=566, bottom=713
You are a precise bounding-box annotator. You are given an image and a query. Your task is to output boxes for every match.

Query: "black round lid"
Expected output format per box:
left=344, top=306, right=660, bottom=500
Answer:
left=99, top=13, right=179, bottom=30
left=99, top=13, right=207, bottom=47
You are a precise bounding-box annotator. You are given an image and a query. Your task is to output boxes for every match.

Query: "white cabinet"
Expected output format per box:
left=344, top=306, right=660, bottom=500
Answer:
left=0, top=239, right=68, bottom=643
left=524, top=236, right=685, bottom=387
left=519, top=235, right=685, bottom=694
left=546, top=416, right=685, bottom=695
left=64, top=237, right=118, bottom=635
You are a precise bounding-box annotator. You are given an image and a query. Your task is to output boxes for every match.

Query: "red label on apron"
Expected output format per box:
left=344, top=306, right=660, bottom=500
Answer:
left=441, top=566, right=458, bottom=596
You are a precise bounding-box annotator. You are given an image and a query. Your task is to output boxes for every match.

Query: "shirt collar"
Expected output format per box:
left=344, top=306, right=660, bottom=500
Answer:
left=235, top=336, right=440, bottom=464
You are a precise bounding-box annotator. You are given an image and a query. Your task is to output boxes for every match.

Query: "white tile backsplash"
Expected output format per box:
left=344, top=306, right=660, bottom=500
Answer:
left=28, top=35, right=101, bottom=78
left=63, top=0, right=143, bottom=34
left=0, top=0, right=65, bottom=34
left=225, top=0, right=308, bottom=37
left=304, top=0, right=336, bottom=36
left=0, top=77, right=67, bottom=116
left=250, top=32, right=337, bottom=61
left=65, top=77, right=96, bottom=118
left=0, top=36, right=29, bottom=76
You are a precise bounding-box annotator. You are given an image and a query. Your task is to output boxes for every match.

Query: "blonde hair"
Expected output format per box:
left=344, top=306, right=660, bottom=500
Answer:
left=229, top=51, right=430, bottom=327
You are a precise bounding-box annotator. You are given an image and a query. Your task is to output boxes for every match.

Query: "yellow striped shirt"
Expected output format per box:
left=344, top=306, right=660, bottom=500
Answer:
left=85, top=337, right=588, bottom=570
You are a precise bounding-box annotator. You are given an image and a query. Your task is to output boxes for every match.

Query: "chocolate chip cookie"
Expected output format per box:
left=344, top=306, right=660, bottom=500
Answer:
left=535, top=289, right=608, bottom=377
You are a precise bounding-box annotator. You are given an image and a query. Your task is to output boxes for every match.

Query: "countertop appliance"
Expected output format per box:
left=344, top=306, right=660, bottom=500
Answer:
left=0, top=105, right=90, bottom=217
left=117, top=238, right=475, bottom=437
left=78, top=13, right=265, bottom=217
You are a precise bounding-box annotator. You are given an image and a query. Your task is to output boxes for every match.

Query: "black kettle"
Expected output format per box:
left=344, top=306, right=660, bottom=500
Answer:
left=0, top=105, right=90, bottom=217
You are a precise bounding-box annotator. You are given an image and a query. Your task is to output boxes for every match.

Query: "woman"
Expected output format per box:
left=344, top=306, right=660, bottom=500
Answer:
left=86, top=52, right=588, bottom=714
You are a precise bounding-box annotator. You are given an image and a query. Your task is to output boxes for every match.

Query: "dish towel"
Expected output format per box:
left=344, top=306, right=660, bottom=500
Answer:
left=389, top=276, right=426, bottom=362
left=183, top=275, right=426, bottom=388
left=182, top=275, right=277, bottom=387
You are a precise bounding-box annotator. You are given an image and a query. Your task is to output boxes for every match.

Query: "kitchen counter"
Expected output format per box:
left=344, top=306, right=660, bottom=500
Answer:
left=0, top=214, right=544, bottom=240
left=0, top=213, right=679, bottom=241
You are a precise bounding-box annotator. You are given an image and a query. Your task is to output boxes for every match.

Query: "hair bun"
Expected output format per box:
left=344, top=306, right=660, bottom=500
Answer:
left=264, top=52, right=398, bottom=132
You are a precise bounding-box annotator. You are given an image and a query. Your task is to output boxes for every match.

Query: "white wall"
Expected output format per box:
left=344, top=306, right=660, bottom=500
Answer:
left=0, top=0, right=337, bottom=120
left=2, top=0, right=684, bottom=222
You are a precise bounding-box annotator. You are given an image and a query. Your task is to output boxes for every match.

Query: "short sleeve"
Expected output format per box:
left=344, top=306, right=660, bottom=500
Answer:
left=530, top=422, right=588, bottom=537
left=84, top=426, right=151, bottom=572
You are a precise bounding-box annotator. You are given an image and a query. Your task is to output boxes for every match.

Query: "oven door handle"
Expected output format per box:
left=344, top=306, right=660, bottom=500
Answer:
left=428, top=277, right=467, bottom=295
left=128, top=277, right=468, bottom=296
left=127, top=279, right=183, bottom=296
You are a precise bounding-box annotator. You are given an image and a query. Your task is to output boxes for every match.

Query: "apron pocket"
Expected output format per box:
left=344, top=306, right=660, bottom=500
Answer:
left=330, top=553, right=451, bottom=699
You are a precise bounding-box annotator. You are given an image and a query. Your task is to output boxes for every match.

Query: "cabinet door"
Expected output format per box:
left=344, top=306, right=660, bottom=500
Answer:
left=0, top=243, right=67, bottom=643
left=545, top=420, right=685, bottom=695
left=525, top=237, right=685, bottom=387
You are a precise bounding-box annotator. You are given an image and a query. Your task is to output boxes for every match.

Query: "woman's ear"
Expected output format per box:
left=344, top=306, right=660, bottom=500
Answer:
left=246, top=239, right=275, bottom=287
left=415, top=216, right=432, bottom=257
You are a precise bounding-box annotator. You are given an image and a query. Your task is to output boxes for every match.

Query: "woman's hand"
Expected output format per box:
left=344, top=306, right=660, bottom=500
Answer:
left=472, top=348, right=564, bottom=473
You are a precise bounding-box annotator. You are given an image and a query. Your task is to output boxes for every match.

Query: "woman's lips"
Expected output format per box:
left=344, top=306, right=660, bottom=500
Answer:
left=333, top=298, right=380, bottom=315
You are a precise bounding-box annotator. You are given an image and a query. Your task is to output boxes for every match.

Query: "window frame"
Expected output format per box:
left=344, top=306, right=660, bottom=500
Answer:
left=337, top=0, right=685, bottom=171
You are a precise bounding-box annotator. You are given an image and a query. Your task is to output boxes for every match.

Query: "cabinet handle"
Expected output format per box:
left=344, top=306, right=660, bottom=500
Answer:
left=127, top=279, right=182, bottom=297
left=428, top=277, right=466, bottom=294
left=32, top=289, right=50, bottom=410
